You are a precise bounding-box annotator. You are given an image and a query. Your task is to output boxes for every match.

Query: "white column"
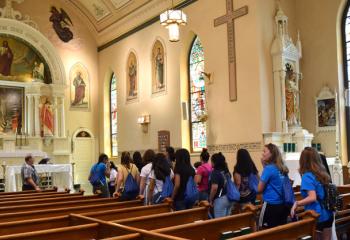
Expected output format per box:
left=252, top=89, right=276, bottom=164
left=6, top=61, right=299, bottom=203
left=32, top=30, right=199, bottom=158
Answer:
left=26, top=95, right=33, bottom=136
left=53, top=96, right=59, bottom=137
left=34, top=95, right=40, bottom=137
left=60, top=97, right=66, bottom=138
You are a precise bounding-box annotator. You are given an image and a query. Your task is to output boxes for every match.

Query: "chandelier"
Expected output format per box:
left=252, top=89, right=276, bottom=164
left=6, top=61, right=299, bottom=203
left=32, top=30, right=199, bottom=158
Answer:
left=160, top=0, right=187, bottom=42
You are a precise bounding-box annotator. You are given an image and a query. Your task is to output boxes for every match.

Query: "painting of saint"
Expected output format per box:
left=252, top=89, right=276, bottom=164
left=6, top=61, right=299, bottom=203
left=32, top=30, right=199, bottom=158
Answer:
left=70, top=63, right=90, bottom=110
left=317, top=98, right=336, bottom=128
left=0, top=86, right=24, bottom=134
left=0, top=34, right=51, bottom=83
left=152, top=40, right=166, bottom=94
left=126, top=51, right=138, bottom=101
left=40, top=96, right=54, bottom=137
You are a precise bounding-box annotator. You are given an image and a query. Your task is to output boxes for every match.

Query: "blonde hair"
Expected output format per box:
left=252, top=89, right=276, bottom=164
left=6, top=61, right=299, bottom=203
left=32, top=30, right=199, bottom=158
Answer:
left=265, top=143, right=289, bottom=175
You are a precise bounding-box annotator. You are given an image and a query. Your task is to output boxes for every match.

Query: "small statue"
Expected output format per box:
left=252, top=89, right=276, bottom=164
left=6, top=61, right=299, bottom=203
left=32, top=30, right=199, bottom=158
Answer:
left=49, top=6, right=73, bottom=43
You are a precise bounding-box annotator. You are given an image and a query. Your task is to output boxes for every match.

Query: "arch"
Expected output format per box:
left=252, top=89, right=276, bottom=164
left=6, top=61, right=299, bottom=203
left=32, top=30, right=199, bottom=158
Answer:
left=72, top=127, right=95, bottom=139
left=0, top=18, right=66, bottom=85
left=188, top=36, right=207, bottom=152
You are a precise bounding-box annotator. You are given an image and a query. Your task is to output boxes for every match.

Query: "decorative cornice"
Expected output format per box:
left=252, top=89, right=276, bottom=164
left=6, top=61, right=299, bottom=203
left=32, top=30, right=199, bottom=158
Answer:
left=207, top=142, right=263, bottom=153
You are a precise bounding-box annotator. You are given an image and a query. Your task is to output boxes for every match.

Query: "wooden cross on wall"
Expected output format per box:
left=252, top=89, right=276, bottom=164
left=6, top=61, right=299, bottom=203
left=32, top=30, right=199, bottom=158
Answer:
left=214, top=0, right=248, bottom=101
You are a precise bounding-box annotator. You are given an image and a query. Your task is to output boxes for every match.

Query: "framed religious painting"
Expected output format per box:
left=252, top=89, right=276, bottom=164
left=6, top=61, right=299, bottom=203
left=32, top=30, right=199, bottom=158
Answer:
left=39, top=96, right=54, bottom=137
left=126, top=51, right=138, bottom=102
left=315, top=86, right=336, bottom=132
left=151, top=38, right=166, bottom=95
left=69, top=62, right=90, bottom=111
left=0, top=86, right=24, bottom=134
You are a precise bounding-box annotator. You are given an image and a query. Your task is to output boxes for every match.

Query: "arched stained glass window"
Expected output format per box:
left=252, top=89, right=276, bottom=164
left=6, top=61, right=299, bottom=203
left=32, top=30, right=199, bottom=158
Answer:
left=110, top=73, right=118, bottom=157
left=344, top=2, right=350, bottom=89
left=189, top=36, right=207, bottom=152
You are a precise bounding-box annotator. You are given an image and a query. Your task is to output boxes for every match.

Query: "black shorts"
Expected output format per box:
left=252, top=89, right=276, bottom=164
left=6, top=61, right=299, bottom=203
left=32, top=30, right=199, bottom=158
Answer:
left=259, top=202, right=289, bottom=229
left=316, top=216, right=334, bottom=231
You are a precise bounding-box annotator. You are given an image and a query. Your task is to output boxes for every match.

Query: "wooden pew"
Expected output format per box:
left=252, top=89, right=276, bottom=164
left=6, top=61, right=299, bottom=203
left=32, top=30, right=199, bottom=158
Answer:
left=0, top=192, right=96, bottom=207
left=112, top=206, right=209, bottom=230
left=0, top=201, right=171, bottom=224
left=152, top=211, right=256, bottom=240
left=0, top=222, right=137, bottom=240
left=338, top=185, right=350, bottom=195
left=0, top=188, right=57, bottom=195
left=0, top=189, right=69, bottom=199
left=335, top=209, right=350, bottom=239
left=0, top=197, right=123, bottom=214
left=229, top=211, right=318, bottom=240
left=341, top=193, right=350, bottom=209
left=0, top=191, right=72, bottom=201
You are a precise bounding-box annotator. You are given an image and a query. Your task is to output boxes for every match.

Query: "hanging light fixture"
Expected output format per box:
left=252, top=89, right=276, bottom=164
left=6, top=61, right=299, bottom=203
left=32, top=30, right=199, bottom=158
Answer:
left=160, top=0, right=187, bottom=42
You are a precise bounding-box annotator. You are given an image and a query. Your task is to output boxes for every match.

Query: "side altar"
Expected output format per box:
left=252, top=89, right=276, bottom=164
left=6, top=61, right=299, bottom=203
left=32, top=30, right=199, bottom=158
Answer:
left=263, top=5, right=343, bottom=185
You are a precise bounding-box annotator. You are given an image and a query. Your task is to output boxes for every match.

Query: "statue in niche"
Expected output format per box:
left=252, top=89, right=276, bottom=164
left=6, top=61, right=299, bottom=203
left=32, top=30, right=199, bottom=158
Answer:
left=49, top=6, right=73, bottom=43
left=285, top=63, right=300, bottom=126
left=40, top=96, right=54, bottom=137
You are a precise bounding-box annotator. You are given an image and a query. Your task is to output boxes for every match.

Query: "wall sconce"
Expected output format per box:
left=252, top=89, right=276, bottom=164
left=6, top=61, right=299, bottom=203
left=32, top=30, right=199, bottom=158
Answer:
left=137, top=114, right=151, bottom=133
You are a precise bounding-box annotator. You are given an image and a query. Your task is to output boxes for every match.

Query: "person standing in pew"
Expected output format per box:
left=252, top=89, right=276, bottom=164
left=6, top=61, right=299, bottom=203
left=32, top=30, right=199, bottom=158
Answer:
left=114, top=151, right=140, bottom=201
left=89, top=153, right=111, bottom=198
left=208, top=152, right=234, bottom=218
left=195, top=148, right=212, bottom=201
left=258, top=143, right=290, bottom=229
left=291, top=147, right=333, bottom=240
left=139, top=149, right=156, bottom=204
left=21, top=155, right=41, bottom=191
left=108, top=161, right=118, bottom=197
left=171, top=148, right=196, bottom=210
left=148, top=153, right=174, bottom=204
left=233, top=149, right=259, bottom=205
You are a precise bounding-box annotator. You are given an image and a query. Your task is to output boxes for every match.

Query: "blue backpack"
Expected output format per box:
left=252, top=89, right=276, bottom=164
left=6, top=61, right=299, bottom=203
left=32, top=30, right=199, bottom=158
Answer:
left=271, top=174, right=295, bottom=206
left=184, top=176, right=199, bottom=205
left=153, top=175, right=174, bottom=204
left=224, top=173, right=240, bottom=202
left=122, top=166, right=139, bottom=200
left=89, top=163, right=101, bottom=186
left=248, top=173, right=259, bottom=193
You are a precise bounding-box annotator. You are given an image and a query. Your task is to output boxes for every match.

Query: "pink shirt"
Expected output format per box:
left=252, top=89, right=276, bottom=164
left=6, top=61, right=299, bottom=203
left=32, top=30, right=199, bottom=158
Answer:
left=196, top=163, right=212, bottom=192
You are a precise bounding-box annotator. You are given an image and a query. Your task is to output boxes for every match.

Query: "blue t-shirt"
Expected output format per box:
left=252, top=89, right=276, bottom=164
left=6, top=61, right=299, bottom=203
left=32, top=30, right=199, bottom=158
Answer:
left=300, top=172, right=333, bottom=223
left=260, top=164, right=284, bottom=204
left=91, top=163, right=107, bottom=185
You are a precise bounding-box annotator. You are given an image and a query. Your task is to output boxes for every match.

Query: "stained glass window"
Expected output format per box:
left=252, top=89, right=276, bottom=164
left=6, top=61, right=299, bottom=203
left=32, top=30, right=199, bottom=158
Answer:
left=345, top=4, right=350, bottom=88
left=110, top=73, right=118, bottom=157
left=189, top=36, right=207, bottom=152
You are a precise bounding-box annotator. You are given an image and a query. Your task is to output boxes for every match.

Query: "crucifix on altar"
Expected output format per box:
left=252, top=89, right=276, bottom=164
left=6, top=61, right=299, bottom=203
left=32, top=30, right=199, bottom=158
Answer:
left=214, top=0, right=248, bottom=101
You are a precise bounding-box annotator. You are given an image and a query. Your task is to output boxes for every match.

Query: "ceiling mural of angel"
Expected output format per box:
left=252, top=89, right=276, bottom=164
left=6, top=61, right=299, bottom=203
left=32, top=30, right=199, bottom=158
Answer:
left=49, top=6, right=73, bottom=43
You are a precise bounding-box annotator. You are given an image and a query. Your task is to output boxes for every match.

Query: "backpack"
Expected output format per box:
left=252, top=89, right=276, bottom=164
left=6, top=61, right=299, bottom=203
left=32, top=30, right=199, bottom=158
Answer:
left=320, top=183, right=342, bottom=211
left=223, top=173, right=240, bottom=202
left=89, top=163, right=101, bottom=186
left=122, top=165, right=139, bottom=200
left=270, top=174, right=295, bottom=207
left=153, top=175, right=174, bottom=204
left=184, top=176, right=199, bottom=205
left=248, top=173, right=259, bottom=193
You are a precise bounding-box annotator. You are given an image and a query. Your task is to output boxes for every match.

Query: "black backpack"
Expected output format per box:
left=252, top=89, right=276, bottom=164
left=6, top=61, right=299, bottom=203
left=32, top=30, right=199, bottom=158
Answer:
left=320, top=183, right=342, bottom=211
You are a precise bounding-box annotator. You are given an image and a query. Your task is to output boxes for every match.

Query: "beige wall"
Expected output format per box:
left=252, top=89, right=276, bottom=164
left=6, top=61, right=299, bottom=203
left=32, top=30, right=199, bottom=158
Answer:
left=98, top=0, right=266, bottom=170
left=295, top=0, right=342, bottom=157
left=5, top=0, right=100, bottom=161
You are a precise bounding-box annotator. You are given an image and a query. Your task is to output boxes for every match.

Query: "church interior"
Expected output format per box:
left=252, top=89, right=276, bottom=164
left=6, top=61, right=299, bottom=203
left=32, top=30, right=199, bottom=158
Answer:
left=0, top=0, right=349, bottom=239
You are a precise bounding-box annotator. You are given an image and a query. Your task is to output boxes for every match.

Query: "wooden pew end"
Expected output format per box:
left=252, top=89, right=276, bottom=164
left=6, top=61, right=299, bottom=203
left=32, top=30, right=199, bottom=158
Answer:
left=198, top=200, right=210, bottom=208
left=298, top=210, right=319, bottom=220
left=241, top=203, right=257, bottom=214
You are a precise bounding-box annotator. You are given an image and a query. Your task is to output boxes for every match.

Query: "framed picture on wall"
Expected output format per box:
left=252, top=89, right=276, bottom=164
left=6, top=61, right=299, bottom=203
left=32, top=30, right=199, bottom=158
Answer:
left=151, top=38, right=166, bottom=95
left=69, top=62, right=90, bottom=111
left=315, top=86, right=336, bottom=132
left=126, top=50, right=138, bottom=103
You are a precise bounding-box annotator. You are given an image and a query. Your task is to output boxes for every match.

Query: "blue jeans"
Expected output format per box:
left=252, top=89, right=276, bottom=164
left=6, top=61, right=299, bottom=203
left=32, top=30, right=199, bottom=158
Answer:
left=213, top=195, right=233, bottom=218
left=199, top=191, right=209, bottom=201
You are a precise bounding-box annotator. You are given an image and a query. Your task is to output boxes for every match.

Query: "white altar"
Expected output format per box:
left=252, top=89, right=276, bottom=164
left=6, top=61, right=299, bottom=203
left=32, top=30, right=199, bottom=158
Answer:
left=5, top=164, right=73, bottom=192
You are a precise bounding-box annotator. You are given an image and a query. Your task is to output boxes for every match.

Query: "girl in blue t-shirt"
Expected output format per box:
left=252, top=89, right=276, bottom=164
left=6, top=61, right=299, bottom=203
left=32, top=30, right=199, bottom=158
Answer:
left=258, top=143, right=290, bottom=229
left=291, top=147, right=333, bottom=240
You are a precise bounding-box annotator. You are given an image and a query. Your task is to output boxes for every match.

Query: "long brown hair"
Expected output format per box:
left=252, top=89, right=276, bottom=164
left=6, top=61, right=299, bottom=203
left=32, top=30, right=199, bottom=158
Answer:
left=299, top=147, right=330, bottom=184
left=265, top=143, right=289, bottom=174
left=121, top=151, right=131, bottom=169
